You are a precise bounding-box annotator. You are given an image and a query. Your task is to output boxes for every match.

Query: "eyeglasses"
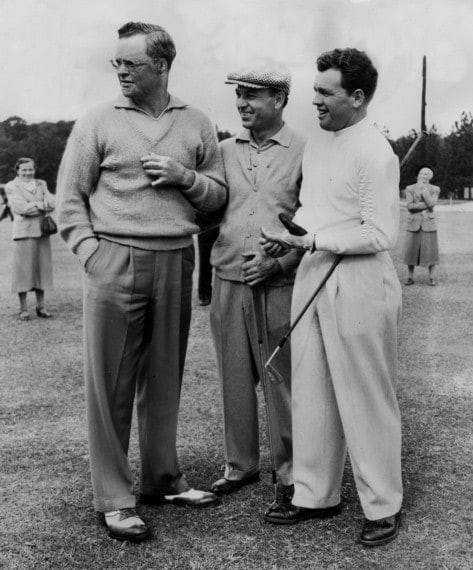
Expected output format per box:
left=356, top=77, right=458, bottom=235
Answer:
left=109, top=58, right=156, bottom=72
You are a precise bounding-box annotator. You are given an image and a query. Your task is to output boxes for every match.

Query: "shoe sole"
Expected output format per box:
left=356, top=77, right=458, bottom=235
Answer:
left=264, top=505, right=341, bottom=525
left=211, top=474, right=261, bottom=496
left=106, top=528, right=151, bottom=543
left=140, top=495, right=220, bottom=508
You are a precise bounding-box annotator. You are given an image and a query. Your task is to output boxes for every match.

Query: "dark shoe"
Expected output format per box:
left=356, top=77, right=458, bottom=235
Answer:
left=404, top=278, right=414, bottom=285
left=428, top=278, right=437, bottom=286
left=141, top=488, right=219, bottom=507
left=264, top=484, right=294, bottom=517
left=36, top=307, right=52, bottom=318
left=264, top=503, right=341, bottom=525
left=199, top=297, right=211, bottom=306
left=103, top=508, right=150, bottom=542
left=19, top=310, right=30, bottom=321
left=359, top=511, right=401, bottom=547
left=210, top=472, right=260, bottom=495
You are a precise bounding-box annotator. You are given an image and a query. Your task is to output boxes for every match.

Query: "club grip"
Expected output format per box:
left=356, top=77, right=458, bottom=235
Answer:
left=278, top=213, right=307, bottom=236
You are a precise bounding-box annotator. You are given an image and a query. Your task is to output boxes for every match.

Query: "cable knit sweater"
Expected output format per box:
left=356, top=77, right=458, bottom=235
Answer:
left=57, top=94, right=227, bottom=266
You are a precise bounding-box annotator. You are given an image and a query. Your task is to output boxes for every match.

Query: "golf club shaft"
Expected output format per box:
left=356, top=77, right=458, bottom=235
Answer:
left=265, top=255, right=342, bottom=369
left=252, top=285, right=278, bottom=503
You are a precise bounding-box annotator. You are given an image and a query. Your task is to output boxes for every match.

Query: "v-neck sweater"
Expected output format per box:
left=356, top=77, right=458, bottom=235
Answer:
left=57, top=95, right=226, bottom=265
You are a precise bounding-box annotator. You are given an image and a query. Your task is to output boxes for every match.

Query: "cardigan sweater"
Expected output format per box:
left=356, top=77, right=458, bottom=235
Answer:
left=5, top=178, right=55, bottom=240
left=294, top=118, right=400, bottom=254
left=211, top=124, right=306, bottom=285
left=57, top=94, right=227, bottom=266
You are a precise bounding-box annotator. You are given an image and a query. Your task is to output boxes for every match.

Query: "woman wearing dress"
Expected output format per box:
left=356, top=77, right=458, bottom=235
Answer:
left=403, top=166, right=440, bottom=286
left=5, top=157, right=55, bottom=320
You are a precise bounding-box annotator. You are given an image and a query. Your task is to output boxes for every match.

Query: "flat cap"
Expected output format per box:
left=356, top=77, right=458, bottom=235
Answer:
left=225, top=63, right=291, bottom=94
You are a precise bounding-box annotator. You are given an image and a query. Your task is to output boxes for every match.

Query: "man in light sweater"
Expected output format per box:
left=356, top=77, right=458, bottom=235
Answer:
left=57, top=22, right=226, bottom=542
left=209, top=64, right=305, bottom=515
left=261, top=48, right=403, bottom=546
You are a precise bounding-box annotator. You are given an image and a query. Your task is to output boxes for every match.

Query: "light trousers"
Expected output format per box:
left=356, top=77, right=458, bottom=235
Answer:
left=210, top=276, right=293, bottom=485
left=83, top=240, right=194, bottom=512
left=291, top=251, right=403, bottom=520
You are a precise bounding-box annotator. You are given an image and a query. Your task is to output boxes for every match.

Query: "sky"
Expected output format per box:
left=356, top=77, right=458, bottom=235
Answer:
left=0, top=0, right=471, bottom=139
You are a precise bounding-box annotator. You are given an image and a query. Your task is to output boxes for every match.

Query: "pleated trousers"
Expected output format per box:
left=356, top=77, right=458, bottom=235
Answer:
left=291, top=251, right=403, bottom=520
left=210, top=276, right=293, bottom=485
left=83, top=239, right=194, bottom=512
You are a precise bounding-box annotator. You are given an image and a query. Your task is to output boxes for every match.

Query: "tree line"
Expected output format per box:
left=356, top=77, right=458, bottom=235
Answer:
left=1, top=114, right=472, bottom=197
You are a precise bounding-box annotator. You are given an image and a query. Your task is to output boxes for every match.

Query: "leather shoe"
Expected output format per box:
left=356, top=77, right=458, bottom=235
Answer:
left=36, top=307, right=52, bottom=318
left=404, top=278, right=414, bottom=285
left=141, top=488, right=219, bottom=507
left=199, top=297, right=211, bottom=306
left=210, top=473, right=260, bottom=495
left=264, top=503, right=341, bottom=525
left=103, top=508, right=150, bottom=542
left=359, top=511, right=401, bottom=547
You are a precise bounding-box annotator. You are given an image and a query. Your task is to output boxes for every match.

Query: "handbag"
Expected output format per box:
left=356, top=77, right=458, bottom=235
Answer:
left=40, top=214, right=58, bottom=236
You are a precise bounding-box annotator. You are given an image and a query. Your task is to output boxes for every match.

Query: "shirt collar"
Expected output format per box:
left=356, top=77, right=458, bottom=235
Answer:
left=113, top=93, right=187, bottom=113
left=333, top=116, right=370, bottom=138
left=236, top=123, right=293, bottom=148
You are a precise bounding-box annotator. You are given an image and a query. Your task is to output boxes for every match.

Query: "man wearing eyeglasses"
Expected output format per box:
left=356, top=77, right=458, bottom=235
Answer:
left=57, top=22, right=226, bottom=542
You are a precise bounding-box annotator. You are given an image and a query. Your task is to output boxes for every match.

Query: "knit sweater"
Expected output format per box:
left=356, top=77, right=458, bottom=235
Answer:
left=57, top=94, right=227, bottom=266
left=211, top=124, right=306, bottom=285
left=294, top=117, right=400, bottom=254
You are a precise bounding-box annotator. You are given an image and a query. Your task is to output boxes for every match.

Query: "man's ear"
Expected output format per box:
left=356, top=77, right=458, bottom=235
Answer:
left=352, top=88, right=365, bottom=109
left=156, top=58, right=167, bottom=74
left=274, top=90, right=286, bottom=109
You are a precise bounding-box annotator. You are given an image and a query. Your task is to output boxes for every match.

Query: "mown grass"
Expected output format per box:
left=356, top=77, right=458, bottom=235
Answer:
left=1, top=208, right=472, bottom=569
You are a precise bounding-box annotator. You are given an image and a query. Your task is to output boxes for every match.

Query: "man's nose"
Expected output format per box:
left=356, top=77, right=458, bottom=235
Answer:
left=237, top=97, right=248, bottom=109
left=312, top=93, right=322, bottom=106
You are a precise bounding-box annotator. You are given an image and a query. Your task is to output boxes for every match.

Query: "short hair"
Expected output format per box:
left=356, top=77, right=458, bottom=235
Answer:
left=15, top=157, right=36, bottom=172
left=117, top=22, right=176, bottom=69
left=418, top=166, right=434, bottom=180
left=316, top=48, right=378, bottom=103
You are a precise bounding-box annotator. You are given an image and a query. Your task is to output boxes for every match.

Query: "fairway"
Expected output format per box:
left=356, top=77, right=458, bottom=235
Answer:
left=1, top=206, right=472, bottom=569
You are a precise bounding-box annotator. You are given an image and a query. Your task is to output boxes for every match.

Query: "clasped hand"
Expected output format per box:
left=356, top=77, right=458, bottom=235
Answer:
left=241, top=250, right=279, bottom=287
left=141, top=154, right=194, bottom=188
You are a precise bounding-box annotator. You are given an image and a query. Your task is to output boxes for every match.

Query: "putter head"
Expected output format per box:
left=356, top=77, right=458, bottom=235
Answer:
left=264, top=346, right=285, bottom=384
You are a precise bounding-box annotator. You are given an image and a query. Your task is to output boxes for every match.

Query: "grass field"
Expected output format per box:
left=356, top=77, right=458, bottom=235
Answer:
left=1, top=208, right=472, bottom=569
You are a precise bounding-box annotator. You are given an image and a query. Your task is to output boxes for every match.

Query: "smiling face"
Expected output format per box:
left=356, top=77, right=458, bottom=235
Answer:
left=17, top=161, right=35, bottom=181
left=114, top=33, right=164, bottom=101
left=312, top=68, right=363, bottom=132
left=235, top=86, right=283, bottom=134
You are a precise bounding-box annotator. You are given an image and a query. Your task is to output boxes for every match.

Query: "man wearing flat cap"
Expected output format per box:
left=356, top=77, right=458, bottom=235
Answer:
left=209, top=63, right=305, bottom=513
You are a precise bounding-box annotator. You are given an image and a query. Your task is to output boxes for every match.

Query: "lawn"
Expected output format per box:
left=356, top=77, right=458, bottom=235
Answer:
left=0, top=207, right=472, bottom=569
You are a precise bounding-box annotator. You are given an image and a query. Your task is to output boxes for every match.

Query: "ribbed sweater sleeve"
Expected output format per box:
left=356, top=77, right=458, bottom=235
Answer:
left=57, top=113, right=101, bottom=265
left=180, top=117, right=227, bottom=213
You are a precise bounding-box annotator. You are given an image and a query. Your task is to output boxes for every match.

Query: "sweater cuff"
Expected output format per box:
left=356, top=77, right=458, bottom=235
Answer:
left=76, top=237, right=100, bottom=267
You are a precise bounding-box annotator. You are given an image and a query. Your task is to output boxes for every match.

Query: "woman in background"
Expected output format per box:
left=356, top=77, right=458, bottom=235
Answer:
left=403, top=166, right=440, bottom=286
left=5, top=157, right=55, bottom=320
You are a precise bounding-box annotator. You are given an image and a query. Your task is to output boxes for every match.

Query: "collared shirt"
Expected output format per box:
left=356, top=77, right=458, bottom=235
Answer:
left=211, top=123, right=306, bottom=285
